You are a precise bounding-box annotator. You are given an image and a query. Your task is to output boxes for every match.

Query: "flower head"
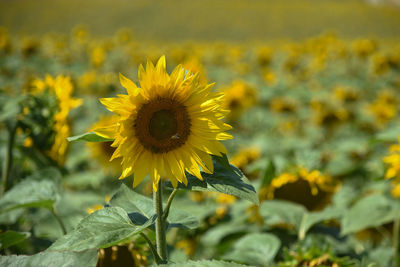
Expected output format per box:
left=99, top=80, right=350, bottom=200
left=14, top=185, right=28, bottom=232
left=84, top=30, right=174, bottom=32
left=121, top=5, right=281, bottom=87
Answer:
left=96, top=56, right=232, bottom=191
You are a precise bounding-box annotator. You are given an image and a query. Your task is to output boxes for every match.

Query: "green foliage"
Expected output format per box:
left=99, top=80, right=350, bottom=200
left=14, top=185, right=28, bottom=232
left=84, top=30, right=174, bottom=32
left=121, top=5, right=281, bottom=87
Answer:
left=0, top=95, right=26, bottom=123
left=341, top=194, right=400, bottom=235
left=260, top=200, right=342, bottom=239
left=49, top=207, right=155, bottom=251
left=169, top=154, right=259, bottom=204
left=0, top=168, right=61, bottom=211
left=110, top=184, right=199, bottom=229
left=277, top=242, right=356, bottom=267
left=67, top=132, right=113, bottom=142
left=160, top=260, right=247, bottom=267
left=223, top=233, right=281, bottom=266
left=0, top=250, right=98, bottom=267
left=0, top=231, right=30, bottom=249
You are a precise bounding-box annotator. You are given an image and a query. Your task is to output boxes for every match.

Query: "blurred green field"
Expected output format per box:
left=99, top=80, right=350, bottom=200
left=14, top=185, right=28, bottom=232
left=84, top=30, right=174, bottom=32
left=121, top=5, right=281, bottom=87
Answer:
left=1, top=0, right=400, bottom=40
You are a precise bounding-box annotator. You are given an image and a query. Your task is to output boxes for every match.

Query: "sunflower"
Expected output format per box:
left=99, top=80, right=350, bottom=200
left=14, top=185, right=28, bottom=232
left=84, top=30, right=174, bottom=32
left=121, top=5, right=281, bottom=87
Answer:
left=95, top=56, right=232, bottom=191
left=29, top=75, right=82, bottom=165
left=260, top=167, right=339, bottom=211
left=222, top=80, right=257, bottom=120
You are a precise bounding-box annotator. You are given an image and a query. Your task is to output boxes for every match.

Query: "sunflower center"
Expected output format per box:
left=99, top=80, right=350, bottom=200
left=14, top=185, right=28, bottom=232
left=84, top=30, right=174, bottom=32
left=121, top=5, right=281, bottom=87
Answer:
left=149, top=110, right=177, bottom=140
left=135, top=98, right=191, bottom=153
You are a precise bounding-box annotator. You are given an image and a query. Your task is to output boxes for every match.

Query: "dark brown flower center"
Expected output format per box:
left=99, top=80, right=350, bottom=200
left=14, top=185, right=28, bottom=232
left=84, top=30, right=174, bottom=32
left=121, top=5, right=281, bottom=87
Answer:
left=134, top=97, right=191, bottom=153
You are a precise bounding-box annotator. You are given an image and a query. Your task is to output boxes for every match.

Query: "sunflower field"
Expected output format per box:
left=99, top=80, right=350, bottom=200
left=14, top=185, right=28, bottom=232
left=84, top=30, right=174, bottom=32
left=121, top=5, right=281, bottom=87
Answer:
left=1, top=0, right=400, bottom=266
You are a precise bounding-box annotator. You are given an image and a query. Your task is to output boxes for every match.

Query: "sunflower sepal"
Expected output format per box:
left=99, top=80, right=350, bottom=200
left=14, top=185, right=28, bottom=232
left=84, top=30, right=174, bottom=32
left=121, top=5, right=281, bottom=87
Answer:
left=67, top=132, right=113, bottom=142
left=165, top=154, right=259, bottom=205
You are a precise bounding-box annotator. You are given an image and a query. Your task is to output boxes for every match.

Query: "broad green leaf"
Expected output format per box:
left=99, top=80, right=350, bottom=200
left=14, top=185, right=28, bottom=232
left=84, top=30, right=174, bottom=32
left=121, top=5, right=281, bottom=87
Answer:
left=110, top=184, right=199, bottom=229
left=168, top=154, right=259, bottom=204
left=67, top=132, right=113, bottom=142
left=49, top=207, right=155, bottom=251
left=160, top=260, right=247, bottom=267
left=298, top=206, right=342, bottom=240
left=341, top=194, right=400, bottom=235
left=201, top=222, right=251, bottom=246
left=223, top=233, right=280, bottom=266
left=373, top=125, right=400, bottom=142
left=367, top=246, right=394, bottom=267
left=0, top=231, right=30, bottom=249
left=0, top=249, right=98, bottom=267
left=260, top=200, right=307, bottom=230
left=34, top=191, right=106, bottom=239
left=0, top=179, right=60, bottom=211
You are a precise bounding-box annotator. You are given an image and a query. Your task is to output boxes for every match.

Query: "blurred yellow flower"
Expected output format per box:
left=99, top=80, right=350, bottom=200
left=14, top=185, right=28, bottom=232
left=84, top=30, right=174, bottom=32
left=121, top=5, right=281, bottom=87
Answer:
left=91, top=45, right=106, bottom=67
left=31, top=75, right=82, bottom=165
left=222, top=80, right=257, bottom=120
left=367, top=89, right=397, bottom=127
left=383, top=136, right=400, bottom=198
left=230, top=147, right=261, bottom=171
left=176, top=238, right=197, bottom=257
left=270, top=97, right=297, bottom=113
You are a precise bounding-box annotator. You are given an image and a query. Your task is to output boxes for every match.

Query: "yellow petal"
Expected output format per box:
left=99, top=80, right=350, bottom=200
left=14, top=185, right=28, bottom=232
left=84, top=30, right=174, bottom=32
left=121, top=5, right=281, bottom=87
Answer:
left=119, top=73, right=139, bottom=96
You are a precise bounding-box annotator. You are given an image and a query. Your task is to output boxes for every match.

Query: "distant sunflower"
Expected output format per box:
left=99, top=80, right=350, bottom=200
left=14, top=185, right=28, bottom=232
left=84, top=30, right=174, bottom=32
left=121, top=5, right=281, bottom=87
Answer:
left=260, top=167, right=339, bottom=211
left=222, top=80, right=257, bottom=120
left=30, top=75, right=82, bottom=165
left=95, top=56, right=232, bottom=191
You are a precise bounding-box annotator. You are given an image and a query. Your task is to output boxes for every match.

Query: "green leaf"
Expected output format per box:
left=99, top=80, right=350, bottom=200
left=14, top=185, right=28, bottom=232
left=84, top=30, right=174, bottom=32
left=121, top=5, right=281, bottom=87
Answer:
left=260, top=200, right=307, bottom=230
left=260, top=160, right=275, bottom=187
left=160, top=260, right=247, bottom=267
left=341, top=194, right=400, bottom=235
left=298, top=206, right=342, bottom=240
left=67, top=132, right=113, bottom=142
left=0, top=95, right=25, bottom=122
left=0, top=178, right=60, bottom=211
left=260, top=200, right=343, bottom=238
left=28, top=167, right=62, bottom=182
left=168, top=154, right=259, bottom=204
left=110, top=184, right=199, bottom=229
left=223, top=233, right=280, bottom=266
left=201, top=222, right=251, bottom=246
left=0, top=250, right=98, bottom=267
left=0, top=231, right=30, bottom=249
left=373, top=125, right=400, bottom=142
left=49, top=207, right=155, bottom=251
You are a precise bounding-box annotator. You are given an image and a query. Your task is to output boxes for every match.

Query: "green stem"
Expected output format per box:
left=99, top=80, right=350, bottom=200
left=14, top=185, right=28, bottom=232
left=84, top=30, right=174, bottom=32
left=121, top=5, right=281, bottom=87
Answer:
left=51, top=208, right=67, bottom=235
left=140, top=232, right=162, bottom=264
left=1, top=124, right=16, bottom=197
left=162, top=188, right=178, bottom=223
left=154, top=181, right=167, bottom=262
left=394, top=219, right=400, bottom=267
